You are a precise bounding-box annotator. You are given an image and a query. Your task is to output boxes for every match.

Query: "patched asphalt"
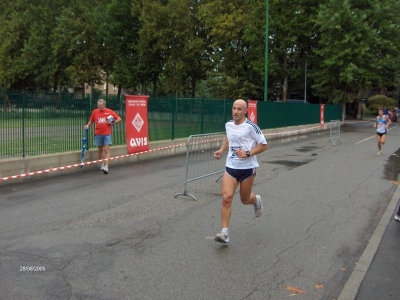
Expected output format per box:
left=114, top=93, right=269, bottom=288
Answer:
left=1, top=121, right=400, bottom=300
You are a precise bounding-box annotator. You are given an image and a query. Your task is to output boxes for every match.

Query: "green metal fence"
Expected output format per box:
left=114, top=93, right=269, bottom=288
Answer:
left=148, top=97, right=234, bottom=141
left=0, top=91, right=125, bottom=158
left=0, top=91, right=342, bottom=158
left=257, top=101, right=342, bottom=129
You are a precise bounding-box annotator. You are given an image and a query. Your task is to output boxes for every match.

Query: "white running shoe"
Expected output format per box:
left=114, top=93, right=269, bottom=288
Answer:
left=214, top=231, right=229, bottom=243
left=377, top=151, right=382, bottom=155
left=254, top=195, right=263, bottom=217
left=395, top=215, right=400, bottom=221
left=103, top=166, right=109, bottom=174
left=100, top=163, right=105, bottom=171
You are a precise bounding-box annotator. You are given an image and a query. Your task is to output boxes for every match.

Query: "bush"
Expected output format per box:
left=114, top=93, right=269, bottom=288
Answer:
left=366, top=95, right=397, bottom=112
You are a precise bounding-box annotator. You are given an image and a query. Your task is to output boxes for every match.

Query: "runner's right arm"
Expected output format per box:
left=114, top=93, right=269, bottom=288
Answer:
left=214, top=137, right=229, bottom=160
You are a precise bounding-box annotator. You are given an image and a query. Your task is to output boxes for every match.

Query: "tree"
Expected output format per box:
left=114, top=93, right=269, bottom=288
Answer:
left=0, top=0, right=70, bottom=90
left=94, top=0, right=142, bottom=93
left=367, top=95, right=396, bottom=111
left=198, top=0, right=266, bottom=99
left=52, top=0, right=109, bottom=88
left=269, top=0, right=321, bottom=102
left=133, top=0, right=168, bottom=95
left=135, top=0, right=210, bottom=97
left=1, top=0, right=400, bottom=104
left=312, top=0, right=400, bottom=104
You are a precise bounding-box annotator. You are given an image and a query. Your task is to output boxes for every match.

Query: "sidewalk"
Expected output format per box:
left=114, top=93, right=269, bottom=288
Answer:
left=355, top=198, right=400, bottom=300
left=338, top=184, right=400, bottom=300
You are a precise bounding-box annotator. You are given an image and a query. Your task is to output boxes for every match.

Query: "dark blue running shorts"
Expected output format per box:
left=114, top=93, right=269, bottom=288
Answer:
left=225, top=167, right=256, bottom=182
left=376, top=131, right=387, bottom=136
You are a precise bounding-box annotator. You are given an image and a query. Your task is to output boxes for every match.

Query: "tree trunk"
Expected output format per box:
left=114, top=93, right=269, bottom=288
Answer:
left=357, top=99, right=363, bottom=120
left=282, top=74, right=288, bottom=102
left=58, top=81, right=61, bottom=109
left=152, top=77, right=157, bottom=96
left=191, top=76, right=196, bottom=98
left=141, top=81, right=147, bottom=94
left=282, top=55, right=288, bottom=102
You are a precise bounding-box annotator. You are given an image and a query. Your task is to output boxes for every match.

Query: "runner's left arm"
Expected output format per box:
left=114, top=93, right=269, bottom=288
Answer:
left=249, top=143, right=268, bottom=156
left=111, top=110, right=122, bottom=125
left=386, top=116, right=391, bottom=127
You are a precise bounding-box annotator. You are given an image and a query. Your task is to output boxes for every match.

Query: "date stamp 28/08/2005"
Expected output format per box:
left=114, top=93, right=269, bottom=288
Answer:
left=20, top=266, right=46, bottom=272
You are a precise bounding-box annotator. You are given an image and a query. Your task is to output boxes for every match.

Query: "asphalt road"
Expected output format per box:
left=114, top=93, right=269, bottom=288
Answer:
left=1, top=121, right=399, bottom=300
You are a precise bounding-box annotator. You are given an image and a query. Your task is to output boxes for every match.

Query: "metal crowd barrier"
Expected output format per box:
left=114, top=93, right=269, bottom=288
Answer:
left=324, top=120, right=342, bottom=146
left=175, top=132, right=226, bottom=200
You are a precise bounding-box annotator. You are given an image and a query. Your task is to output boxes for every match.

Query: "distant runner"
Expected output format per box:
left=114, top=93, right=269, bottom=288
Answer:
left=373, top=108, right=391, bottom=155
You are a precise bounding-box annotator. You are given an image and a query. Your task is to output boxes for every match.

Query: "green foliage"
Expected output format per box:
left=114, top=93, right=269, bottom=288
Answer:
left=92, top=88, right=103, bottom=96
left=52, top=0, right=106, bottom=86
left=95, top=0, right=141, bottom=88
left=361, top=104, right=375, bottom=115
left=136, top=0, right=211, bottom=97
left=269, top=0, right=320, bottom=101
left=312, top=0, right=400, bottom=104
left=367, top=94, right=397, bottom=111
left=1, top=0, right=400, bottom=104
left=198, top=0, right=265, bottom=99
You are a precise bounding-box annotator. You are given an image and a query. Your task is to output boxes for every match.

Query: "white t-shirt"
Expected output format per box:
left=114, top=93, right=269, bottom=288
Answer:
left=225, top=119, right=267, bottom=169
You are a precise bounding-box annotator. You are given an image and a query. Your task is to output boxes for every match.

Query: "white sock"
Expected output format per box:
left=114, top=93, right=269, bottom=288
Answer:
left=222, top=228, right=229, bottom=234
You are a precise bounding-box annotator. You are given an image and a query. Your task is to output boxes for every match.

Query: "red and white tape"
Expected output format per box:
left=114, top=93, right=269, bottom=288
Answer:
left=0, top=143, right=185, bottom=182
left=0, top=137, right=225, bottom=182
left=0, top=125, right=323, bottom=182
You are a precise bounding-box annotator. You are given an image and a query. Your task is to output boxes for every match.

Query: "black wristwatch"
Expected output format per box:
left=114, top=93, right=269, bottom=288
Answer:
left=246, top=151, right=251, bottom=157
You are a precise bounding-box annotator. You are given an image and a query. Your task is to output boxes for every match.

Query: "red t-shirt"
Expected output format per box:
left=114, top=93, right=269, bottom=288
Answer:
left=89, top=108, right=120, bottom=135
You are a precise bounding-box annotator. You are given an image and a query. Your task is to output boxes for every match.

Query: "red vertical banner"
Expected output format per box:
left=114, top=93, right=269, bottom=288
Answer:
left=247, top=100, right=258, bottom=124
left=125, top=95, right=150, bottom=154
left=320, top=104, right=325, bottom=126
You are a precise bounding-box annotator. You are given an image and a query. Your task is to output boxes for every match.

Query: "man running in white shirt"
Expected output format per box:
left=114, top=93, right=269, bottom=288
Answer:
left=213, top=99, right=268, bottom=243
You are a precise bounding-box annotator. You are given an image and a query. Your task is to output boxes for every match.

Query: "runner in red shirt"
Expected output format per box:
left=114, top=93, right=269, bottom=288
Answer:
left=85, top=99, right=121, bottom=174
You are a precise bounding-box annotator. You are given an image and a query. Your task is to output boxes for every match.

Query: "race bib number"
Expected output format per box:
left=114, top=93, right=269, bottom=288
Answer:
left=230, top=145, right=242, bottom=159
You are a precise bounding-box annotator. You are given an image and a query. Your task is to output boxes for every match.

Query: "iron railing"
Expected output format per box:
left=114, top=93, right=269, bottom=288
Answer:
left=0, top=91, right=342, bottom=158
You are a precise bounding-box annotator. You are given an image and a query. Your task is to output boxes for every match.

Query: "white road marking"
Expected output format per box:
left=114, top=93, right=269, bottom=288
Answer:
left=355, top=124, right=397, bottom=144
left=355, top=136, right=375, bottom=144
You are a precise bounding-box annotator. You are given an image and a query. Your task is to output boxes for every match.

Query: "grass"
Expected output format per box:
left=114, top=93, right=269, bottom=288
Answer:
left=1, top=113, right=224, bottom=158
left=0, top=136, right=82, bottom=157
left=0, top=117, right=86, bottom=128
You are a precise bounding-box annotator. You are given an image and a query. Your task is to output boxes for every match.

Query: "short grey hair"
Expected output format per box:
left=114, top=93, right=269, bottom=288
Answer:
left=98, top=99, right=106, bottom=106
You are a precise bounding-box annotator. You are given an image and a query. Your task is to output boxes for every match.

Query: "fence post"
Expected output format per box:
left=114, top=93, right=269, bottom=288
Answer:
left=172, top=97, right=176, bottom=140
left=22, top=92, right=26, bottom=158
left=85, top=95, right=91, bottom=150
left=201, top=98, right=204, bottom=134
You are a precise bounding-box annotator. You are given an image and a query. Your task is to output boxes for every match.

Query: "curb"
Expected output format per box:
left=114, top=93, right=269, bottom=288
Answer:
left=337, top=181, right=400, bottom=300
